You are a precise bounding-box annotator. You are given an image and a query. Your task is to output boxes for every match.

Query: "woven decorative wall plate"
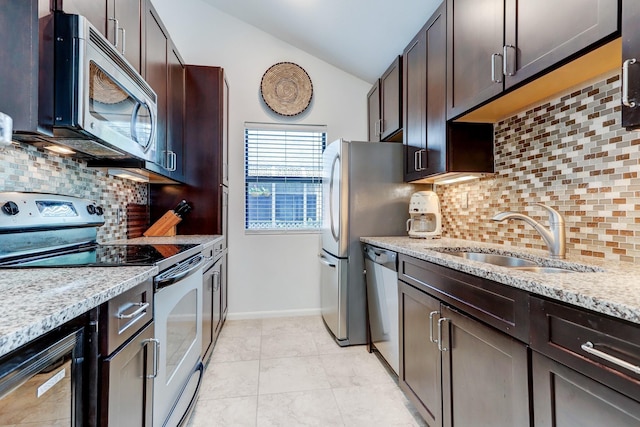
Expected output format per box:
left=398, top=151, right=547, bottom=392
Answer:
left=260, top=62, right=313, bottom=116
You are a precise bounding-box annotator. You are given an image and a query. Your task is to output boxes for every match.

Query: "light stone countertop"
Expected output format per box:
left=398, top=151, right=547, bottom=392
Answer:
left=0, top=235, right=222, bottom=359
left=0, top=266, right=156, bottom=358
left=361, top=236, right=640, bottom=325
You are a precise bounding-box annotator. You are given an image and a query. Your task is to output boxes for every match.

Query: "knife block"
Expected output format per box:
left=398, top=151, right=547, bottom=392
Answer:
left=143, top=210, right=181, bottom=237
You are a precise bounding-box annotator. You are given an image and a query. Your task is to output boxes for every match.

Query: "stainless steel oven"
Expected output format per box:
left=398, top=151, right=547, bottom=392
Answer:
left=154, top=254, right=205, bottom=427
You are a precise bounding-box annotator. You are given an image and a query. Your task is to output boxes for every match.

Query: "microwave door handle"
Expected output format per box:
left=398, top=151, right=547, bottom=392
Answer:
left=131, top=101, right=153, bottom=150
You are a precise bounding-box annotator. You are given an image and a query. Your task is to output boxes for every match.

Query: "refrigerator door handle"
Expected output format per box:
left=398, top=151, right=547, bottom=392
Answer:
left=329, top=154, right=341, bottom=242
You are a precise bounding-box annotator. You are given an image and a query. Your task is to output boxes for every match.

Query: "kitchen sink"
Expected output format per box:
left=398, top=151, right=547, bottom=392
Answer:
left=511, top=266, right=577, bottom=274
left=437, top=250, right=603, bottom=273
left=445, top=251, right=537, bottom=268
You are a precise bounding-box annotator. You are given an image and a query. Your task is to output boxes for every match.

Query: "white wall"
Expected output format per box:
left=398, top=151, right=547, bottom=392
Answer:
left=152, top=0, right=370, bottom=318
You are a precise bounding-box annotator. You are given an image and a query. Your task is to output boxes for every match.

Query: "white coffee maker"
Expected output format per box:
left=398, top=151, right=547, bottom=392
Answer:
left=406, top=191, right=442, bottom=239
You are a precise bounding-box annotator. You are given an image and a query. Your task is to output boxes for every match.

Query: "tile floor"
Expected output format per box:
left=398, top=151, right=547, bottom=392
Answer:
left=187, top=316, right=427, bottom=427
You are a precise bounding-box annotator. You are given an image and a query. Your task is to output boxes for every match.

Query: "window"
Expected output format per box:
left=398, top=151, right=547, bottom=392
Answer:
left=244, top=123, right=326, bottom=232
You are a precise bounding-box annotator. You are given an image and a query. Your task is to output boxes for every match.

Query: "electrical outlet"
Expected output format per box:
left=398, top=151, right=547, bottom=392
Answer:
left=462, top=192, right=469, bottom=209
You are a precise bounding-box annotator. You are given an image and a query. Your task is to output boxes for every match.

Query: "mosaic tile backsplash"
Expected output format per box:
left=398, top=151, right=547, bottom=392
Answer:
left=0, top=142, right=147, bottom=242
left=438, top=71, right=640, bottom=263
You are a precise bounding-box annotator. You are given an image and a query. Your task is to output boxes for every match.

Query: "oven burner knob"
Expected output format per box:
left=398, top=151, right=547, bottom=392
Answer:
left=95, top=206, right=104, bottom=215
left=2, top=201, right=19, bottom=216
left=86, top=205, right=96, bottom=215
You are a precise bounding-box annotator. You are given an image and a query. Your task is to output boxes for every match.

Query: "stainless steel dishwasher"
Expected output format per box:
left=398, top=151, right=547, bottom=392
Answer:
left=363, top=243, right=399, bottom=374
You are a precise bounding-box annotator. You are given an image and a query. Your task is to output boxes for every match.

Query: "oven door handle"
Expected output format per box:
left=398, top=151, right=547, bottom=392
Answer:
left=154, top=254, right=205, bottom=289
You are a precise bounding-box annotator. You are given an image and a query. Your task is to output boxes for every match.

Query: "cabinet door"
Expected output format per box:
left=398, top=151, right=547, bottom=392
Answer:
left=222, top=77, right=229, bottom=187
left=380, top=56, right=402, bottom=141
left=504, top=0, right=618, bottom=89
left=367, top=81, right=381, bottom=142
left=532, top=352, right=640, bottom=426
left=440, top=305, right=529, bottom=427
left=167, top=42, right=185, bottom=179
left=446, top=0, right=504, bottom=119
left=398, top=281, right=442, bottom=427
left=144, top=2, right=168, bottom=170
left=622, top=0, right=640, bottom=129
left=58, top=0, right=107, bottom=35
left=221, top=252, right=228, bottom=322
left=423, top=5, right=446, bottom=176
left=108, top=0, right=142, bottom=72
left=202, top=263, right=213, bottom=360
left=403, top=26, right=426, bottom=181
left=101, top=322, right=154, bottom=427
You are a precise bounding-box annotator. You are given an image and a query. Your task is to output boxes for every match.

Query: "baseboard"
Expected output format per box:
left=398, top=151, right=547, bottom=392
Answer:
left=226, top=307, right=322, bottom=320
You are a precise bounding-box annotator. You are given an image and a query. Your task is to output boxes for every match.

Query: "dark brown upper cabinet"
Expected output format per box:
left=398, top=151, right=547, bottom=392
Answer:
left=0, top=0, right=39, bottom=133
left=403, top=2, right=493, bottom=182
left=56, top=0, right=142, bottom=72
left=106, top=0, right=142, bottom=72
left=367, top=56, right=402, bottom=142
left=622, top=0, right=640, bottom=129
left=56, top=0, right=108, bottom=35
left=144, top=0, right=185, bottom=181
left=447, top=0, right=619, bottom=120
left=366, top=81, right=380, bottom=141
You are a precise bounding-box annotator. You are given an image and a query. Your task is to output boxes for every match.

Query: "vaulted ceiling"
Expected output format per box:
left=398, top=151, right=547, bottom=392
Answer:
left=200, top=0, right=442, bottom=83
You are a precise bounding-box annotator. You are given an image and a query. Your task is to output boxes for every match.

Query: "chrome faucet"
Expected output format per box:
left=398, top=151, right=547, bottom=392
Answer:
left=491, top=203, right=566, bottom=259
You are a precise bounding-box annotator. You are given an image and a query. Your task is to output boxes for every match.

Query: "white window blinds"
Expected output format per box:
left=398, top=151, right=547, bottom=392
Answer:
left=244, top=123, right=326, bottom=232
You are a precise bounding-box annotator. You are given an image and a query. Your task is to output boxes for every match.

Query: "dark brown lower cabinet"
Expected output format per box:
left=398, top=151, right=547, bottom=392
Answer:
left=532, top=351, right=640, bottom=426
left=399, top=281, right=442, bottom=426
left=440, top=305, right=529, bottom=427
left=399, top=280, right=530, bottom=427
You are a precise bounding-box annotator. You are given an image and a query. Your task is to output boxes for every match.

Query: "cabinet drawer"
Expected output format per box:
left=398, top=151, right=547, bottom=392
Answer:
left=398, top=255, right=529, bottom=341
left=530, top=296, right=640, bottom=399
left=100, top=279, right=154, bottom=355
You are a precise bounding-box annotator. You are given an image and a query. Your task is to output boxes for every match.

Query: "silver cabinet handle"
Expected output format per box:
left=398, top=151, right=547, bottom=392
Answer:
left=437, top=317, right=449, bottom=351
left=419, top=149, right=425, bottom=171
left=213, top=270, right=220, bottom=291
left=117, top=302, right=150, bottom=319
left=429, top=311, right=439, bottom=344
left=119, top=26, right=126, bottom=55
left=622, top=58, right=637, bottom=108
left=108, top=18, right=120, bottom=48
left=491, top=53, right=503, bottom=83
left=166, top=150, right=177, bottom=171
left=318, top=254, right=336, bottom=268
left=414, top=150, right=420, bottom=172
left=581, top=341, right=640, bottom=375
left=142, top=338, right=160, bottom=379
left=503, top=45, right=516, bottom=77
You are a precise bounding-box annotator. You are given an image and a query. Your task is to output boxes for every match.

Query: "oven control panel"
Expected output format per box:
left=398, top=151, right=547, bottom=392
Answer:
left=0, top=192, right=105, bottom=230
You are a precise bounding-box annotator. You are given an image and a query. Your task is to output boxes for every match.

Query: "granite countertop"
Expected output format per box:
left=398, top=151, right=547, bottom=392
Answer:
left=361, top=236, right=640, bottom=325
left=0, top=235, right=222, bottom=359
left=0, top=266, right=156, bottom=358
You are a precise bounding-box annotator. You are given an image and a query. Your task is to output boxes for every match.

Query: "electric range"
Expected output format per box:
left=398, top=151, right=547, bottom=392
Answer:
left=0, top=192, right=199, bottom=270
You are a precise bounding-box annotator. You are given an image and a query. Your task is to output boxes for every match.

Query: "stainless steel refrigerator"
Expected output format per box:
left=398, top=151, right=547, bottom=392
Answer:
left=319, top=139, right=416, bottom=346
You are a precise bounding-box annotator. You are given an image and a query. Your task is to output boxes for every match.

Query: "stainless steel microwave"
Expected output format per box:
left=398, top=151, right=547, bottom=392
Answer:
left=37, top=13, right=157, bottom=162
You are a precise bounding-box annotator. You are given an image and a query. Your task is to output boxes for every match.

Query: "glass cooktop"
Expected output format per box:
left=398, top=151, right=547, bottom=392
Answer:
left=0, top=244, right=198, bottom=268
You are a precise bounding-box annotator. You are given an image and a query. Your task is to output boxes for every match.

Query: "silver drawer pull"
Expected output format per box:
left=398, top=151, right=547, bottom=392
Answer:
left=117, top=302, right=150, bottom=319
left=581, top=341, right=640, bottom=375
